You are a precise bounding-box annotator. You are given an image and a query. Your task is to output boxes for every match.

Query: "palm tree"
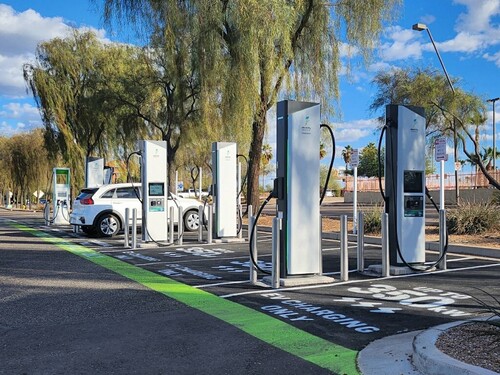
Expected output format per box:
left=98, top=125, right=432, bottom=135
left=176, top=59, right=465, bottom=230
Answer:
left=341, top=145, right=353, bottom=175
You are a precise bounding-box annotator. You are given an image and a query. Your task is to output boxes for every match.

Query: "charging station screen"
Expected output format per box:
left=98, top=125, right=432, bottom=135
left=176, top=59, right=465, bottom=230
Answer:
left=149, top=182, right=164, bottom=197
left=404, top=171, right=423, bottom=193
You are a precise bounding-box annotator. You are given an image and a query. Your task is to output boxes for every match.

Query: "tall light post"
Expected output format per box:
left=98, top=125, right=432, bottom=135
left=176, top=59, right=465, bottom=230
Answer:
left=487, top=97, right=499, bottom=171
left=412, top=23, right=460, bottom=205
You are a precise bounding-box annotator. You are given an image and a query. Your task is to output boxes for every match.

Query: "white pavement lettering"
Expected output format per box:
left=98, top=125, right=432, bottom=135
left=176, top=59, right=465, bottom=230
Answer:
left=158, top=264, right=222, bottom=280
left=213, top=260, right=272, bottom=273
left=260, top=293, right=380, bottom=334
left=122, top=251, right=160, bottom=262
left=347, top=284, right=472, bottom=317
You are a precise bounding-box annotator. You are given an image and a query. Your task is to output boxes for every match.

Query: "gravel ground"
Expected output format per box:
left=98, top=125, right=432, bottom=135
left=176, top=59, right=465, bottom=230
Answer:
left=436, top=322, right=500, bottom=373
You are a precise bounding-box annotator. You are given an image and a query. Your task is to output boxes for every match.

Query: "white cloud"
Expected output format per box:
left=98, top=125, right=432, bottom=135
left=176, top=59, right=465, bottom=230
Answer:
left=483, top=50, right=500, bottom=67
left=434, top=32, right=486, bottom=53
left=0, top=4, right=107, bottom=98
left=0, top=102, right=40, bottom=120
left=0, top=120, right=29, bottom=136
left=454, top=0, right=500, bottom=34
left=379, top=26, right=423, bottom=62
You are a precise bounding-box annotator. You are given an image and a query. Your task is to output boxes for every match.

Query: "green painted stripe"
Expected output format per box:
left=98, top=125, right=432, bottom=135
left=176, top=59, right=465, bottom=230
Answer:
left=12, top=223, right=360, bottom=374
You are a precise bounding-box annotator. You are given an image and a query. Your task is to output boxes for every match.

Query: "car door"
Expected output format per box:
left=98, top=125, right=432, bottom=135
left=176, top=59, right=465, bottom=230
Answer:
left=113, top=186, right=142, bottom=221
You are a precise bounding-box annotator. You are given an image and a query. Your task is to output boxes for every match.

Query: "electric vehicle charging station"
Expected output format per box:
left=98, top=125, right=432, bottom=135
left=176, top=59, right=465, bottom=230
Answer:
left=385, top=104, right=426, bottom=266
left=52, top=168, right=71, bottom=225
left=211, top=142, right=238, bottom=239
left=140, top=140, right=168, bottom=242
left=275, top=100, right=332, bottom=282
left=85, top=157, right=114, bottom=187
left=85, top=157, right=104, bottom=188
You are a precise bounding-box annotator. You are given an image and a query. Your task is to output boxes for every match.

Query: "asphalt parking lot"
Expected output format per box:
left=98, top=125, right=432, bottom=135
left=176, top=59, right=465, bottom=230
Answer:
left=1, top=209, right=499, bottom=374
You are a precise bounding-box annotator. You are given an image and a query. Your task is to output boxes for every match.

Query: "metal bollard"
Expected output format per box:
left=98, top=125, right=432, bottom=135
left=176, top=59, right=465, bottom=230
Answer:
left=207, top=205, right=213, bottom=244
left=357, top=211, right=365, bottom=272
left=198, top=205, right=204, bottom=242
left=271, top=214, right=282, bottom=289
left=319, top=214, right=323, bottom=275
left=438, top=209, right=447, bottom=270
left=131, top=208, right=137, bottom=249
left=178, top=206, right=184, bottom=245
left=248, top=205, right=257, bottom=284
left=381, top=212, right=390, bottom=277
left=44, top=203, right=50, bottom=226
left=169, top=206, right=175, bottom=244
left=340, top=215, right=348, bottom=281
left=124, top=208, right=130, bottom=248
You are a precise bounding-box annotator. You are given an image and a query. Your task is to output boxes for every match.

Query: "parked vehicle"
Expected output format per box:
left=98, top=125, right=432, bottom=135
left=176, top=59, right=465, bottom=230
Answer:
left=70, top=183, right=204, bottom=237
left=178, top=189, right=209, bottom=199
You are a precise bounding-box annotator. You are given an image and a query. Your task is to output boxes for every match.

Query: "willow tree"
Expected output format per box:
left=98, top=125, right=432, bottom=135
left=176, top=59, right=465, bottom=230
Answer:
left=23, top=30, right=140, bottom=188
left=101, top=0, right=400, bottom=208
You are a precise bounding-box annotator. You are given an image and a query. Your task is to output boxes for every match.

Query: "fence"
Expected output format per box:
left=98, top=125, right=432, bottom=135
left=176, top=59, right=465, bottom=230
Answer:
left=345, top=170, right=500, bottom=192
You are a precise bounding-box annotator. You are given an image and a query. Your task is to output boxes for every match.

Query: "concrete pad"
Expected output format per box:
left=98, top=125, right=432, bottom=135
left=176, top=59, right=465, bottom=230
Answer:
left=262, top=275, right=335, bottom=287
left=366, top=264, right=435, bottom=276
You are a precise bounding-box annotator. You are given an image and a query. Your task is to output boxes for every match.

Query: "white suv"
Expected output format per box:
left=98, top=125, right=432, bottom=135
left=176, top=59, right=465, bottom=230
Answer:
left=70, top=183, right=205, bottom=237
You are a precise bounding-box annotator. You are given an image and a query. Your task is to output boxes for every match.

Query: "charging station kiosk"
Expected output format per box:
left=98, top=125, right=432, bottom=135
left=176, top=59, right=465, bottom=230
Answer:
left=85, top=157, right=104, bottom=188
left=385, top=105, right=426, bottom=266
left=276, top=100, right=322, bottom=277
left=211, top=142, right=237, bottom=238
left=140, top=140, right=168, bottom=242
left=52, top=167, right=71, bottom=225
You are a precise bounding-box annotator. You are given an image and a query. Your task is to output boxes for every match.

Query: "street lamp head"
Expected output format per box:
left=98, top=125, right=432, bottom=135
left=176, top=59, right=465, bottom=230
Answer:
left=487, top=97, right=499, bottom=103
left=412, top=23, right=428, bottom=31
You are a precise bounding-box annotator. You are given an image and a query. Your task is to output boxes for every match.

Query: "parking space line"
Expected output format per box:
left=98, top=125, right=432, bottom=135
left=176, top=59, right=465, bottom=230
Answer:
left=221, top=262, right=500, bottom=298
left=194, top=280, right=255, bottom=288
left=11, top=222, right=360, bottom=375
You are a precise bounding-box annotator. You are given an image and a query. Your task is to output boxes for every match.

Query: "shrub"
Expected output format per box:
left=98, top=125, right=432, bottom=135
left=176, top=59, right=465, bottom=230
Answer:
left=362, top=204, right=383, bottom=234
left=491, top=190, right=500, bottom=205
left=447, top=202, right=500, bottom=235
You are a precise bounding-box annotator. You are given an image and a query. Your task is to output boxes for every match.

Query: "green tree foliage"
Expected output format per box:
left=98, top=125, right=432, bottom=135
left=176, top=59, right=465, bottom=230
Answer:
left=0, top=130, right=52, bottom=207
left=370, top=67, right=497, bottom=189
left=24, top=30, right=141, bottom=189
left=358, top=142, right=382, bottom=177
left=101, top=0, right=401, bottom=209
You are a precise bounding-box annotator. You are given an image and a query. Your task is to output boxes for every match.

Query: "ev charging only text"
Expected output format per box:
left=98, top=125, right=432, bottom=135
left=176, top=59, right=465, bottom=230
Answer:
left=260, top=293, right=380, bottom=334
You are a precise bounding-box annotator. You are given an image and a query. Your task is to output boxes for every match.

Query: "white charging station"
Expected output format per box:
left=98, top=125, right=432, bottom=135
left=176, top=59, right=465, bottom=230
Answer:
left=52, top=167, right=71, bottom=225
left=140, top=140, right=168, bottom=242
left=211, top=142, right=237, bottom=238
left=276, top=100, right=321, bottom=277
left=385, top=105, right=426, bottom=265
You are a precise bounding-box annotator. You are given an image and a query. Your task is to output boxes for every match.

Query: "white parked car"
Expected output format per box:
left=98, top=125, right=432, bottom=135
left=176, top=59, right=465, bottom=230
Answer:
left=70, top=183, right=205, bottom=237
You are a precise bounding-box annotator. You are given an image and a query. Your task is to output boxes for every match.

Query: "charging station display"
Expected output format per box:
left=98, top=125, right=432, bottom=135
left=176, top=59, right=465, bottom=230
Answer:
left=52, top=167, right=71, bottom=225
left=385, top=105, right=426, bottom=265
left=212, top=142, right=237, bottom=238
left=276, top=100, right=321, bottom=276
left=140, top=140, right=168, bottom=242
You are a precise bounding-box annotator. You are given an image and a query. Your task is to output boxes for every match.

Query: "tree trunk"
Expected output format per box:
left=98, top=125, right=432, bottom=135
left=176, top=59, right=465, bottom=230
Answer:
left=247, top=112, right=267, bottom=213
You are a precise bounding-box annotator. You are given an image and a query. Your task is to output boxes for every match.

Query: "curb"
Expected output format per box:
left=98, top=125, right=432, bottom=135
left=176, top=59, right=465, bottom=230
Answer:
left=412, top=320, right=498, bottom=375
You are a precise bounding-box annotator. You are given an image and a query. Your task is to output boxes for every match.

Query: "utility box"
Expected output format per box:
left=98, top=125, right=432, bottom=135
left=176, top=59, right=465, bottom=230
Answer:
left=140, top=140, right=168, bottom=242
left=211, top=142, right=237, bottom=238
left=385, top=105, right=426, bottom=265
left=276, top=100, right=321, bottom=276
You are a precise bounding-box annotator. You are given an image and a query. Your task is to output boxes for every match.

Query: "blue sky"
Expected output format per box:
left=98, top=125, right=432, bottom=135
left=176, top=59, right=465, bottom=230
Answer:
left=0, top=0, right=499, bottom=177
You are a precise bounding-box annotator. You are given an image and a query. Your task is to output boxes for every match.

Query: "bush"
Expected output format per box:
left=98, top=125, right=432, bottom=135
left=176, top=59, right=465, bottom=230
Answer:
left=447, top=203, right=500, bottom=235
left=491, top=190, right=500, bottom=205
left=362, top=204, right=383, bottom=234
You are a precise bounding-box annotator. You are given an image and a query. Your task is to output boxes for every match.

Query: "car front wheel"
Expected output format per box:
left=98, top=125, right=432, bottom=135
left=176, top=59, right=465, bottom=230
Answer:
left=183, top=210, right=199, bottom=232
left=96, top=214, right=120, bottom=237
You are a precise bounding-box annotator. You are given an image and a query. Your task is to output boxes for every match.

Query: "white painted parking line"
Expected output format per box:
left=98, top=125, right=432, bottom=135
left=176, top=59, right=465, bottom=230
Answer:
left=194, top=280, right=255, bottom=288
left=220, top=262, right=500, bottom=298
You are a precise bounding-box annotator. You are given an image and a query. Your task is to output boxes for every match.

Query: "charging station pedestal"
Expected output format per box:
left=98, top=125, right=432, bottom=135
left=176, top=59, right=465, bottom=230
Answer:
left=385, top=105, right=426, bottom=266
left=211, top=142, right=237, bottom=239
left=275, top=100, right=332, bottom=285
left=52, top=168, right=71, bottom=225
left=140, top=140, right=168, bottom=242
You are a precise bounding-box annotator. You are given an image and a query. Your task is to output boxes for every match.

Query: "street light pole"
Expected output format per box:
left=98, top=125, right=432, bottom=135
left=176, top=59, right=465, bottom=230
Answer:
left=413, top=23, right=459, bottom=205
left=487, top=97, right=499, bottom=171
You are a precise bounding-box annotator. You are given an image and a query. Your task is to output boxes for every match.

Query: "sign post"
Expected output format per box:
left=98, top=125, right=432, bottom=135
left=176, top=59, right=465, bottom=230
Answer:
left=435, top=137, right=448, bottom=209
left=351, top=149, right=359, bottom=234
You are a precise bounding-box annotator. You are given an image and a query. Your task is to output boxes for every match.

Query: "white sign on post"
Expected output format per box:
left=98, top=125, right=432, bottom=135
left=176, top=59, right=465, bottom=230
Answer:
left=435, top=137, right=448, bottom=162
left=351, top=149, right=359, bottom=167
